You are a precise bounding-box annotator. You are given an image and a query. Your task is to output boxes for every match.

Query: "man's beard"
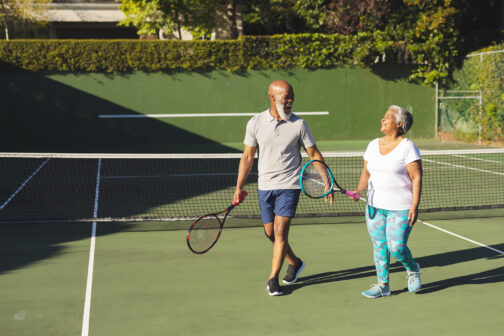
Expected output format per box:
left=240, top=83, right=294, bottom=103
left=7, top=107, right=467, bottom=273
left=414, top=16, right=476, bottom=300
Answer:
left=276, top=101, right=292, bottom=121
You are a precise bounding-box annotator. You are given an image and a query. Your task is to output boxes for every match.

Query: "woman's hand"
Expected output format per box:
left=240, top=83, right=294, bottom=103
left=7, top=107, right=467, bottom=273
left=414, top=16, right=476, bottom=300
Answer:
left=408, top=207, right=418, bottom=226
left=350, top=190, right=361, bottom=201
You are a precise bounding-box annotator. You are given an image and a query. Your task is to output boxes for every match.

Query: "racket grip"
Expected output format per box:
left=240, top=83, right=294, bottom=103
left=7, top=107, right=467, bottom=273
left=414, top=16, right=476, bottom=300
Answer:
left=345, top=190, right=361, bottom=200
left=233, top=190, right=248, bottom=205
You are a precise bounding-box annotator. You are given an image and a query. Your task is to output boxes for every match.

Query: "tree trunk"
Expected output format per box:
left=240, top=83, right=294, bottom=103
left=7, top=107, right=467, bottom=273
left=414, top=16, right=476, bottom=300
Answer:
left=229, top=1, right=238, bottom=39
left=175, top=12, right=182, bottom=40
left=213, top=1, right=243, bottom=39
left=1, top=0, right=10, bottom=40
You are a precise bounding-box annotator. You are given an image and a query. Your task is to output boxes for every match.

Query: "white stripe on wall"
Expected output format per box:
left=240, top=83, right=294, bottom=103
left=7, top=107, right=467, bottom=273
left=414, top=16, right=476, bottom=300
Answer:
left=98, top=112, right=329, bottom=118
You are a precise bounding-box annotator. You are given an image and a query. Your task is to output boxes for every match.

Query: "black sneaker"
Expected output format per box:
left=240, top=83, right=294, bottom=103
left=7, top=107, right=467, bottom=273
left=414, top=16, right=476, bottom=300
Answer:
left=283, top=259, right=306, bottom=284
left=267, top=278, right=284, bottom=296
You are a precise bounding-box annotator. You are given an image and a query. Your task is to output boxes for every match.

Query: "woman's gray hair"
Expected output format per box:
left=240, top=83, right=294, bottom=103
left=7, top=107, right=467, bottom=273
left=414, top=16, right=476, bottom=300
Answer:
left=388, top=105, right=413, bottom=135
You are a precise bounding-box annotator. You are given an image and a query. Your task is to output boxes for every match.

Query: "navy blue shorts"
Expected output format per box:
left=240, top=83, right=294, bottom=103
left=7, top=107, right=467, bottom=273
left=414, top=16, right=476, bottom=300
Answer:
left=257, top=189, right=301, bottom=224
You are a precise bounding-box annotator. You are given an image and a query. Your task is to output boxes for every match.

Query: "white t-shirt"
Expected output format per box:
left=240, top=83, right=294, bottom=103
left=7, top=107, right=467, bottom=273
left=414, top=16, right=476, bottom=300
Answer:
left=364, top=138, right=421, bottom=210
left=244, top=110, right=316, bottom=190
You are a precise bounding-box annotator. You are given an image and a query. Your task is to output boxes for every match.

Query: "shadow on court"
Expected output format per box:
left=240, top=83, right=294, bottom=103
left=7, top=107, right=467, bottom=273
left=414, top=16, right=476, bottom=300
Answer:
left=0, top=222, right=94, bottom=275
left=282, top=243, right=504, bottom=296
left=0, top=71, right=244, bottom=274
left=417, top=266, right=504, bottom=295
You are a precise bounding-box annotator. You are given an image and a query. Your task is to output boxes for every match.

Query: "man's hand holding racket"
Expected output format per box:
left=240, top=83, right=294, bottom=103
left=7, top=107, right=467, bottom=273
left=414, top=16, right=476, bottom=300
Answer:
left=233, top=188, right=248, bottom=206
left=323, top=183, right=334, bottom=204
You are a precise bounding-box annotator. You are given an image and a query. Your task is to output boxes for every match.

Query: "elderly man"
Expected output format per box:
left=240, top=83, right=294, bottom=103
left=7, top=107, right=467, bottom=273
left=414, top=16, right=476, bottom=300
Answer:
left=234, top=80, right=332, bottom=296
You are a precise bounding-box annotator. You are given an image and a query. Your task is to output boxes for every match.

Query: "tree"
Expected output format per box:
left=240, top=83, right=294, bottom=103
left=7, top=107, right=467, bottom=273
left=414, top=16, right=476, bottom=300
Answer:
left=323, top=0, right=476, bottom=83
left=455, top=0, right=504, bottom=52
left=292, top=0, right=327, bottom=31
left=158, top=0, right=215, bottom=39
left=119, top=0, right=167, bottom=38
left=119, top=0, right=221, bottom=39
left=324, top=0, right=391, bottom=35
left=0, top=0, right=50, bottom=40
left=242, top=0, right=327, bottom=35
left=382, top=0, right=464, bottom=83
left=212, top=0, right=246, bottom=39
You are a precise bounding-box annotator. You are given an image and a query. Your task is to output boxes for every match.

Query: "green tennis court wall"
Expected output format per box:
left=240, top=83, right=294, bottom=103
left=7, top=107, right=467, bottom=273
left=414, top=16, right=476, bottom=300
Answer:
left=0, top=66, right=434, bottom=152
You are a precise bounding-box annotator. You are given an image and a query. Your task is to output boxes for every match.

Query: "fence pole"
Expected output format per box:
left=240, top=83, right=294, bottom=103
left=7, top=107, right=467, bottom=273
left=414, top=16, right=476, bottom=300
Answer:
left=435, top=81, right=439, bottom=138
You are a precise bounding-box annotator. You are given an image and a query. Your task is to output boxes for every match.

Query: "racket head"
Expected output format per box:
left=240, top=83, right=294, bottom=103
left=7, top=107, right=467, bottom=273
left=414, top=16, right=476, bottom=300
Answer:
left=300, top=160, right=334, bottom=198
left=187, top=214, right=223, bottom=254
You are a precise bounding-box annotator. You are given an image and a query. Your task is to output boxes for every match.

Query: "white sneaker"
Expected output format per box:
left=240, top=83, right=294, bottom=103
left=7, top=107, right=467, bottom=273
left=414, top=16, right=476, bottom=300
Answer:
left=407, top=263, right=422, bottom=293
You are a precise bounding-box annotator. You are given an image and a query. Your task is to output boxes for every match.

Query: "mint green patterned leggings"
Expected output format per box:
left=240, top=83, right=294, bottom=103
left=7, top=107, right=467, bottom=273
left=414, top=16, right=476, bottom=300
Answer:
left=366, top=205, right=417, bottom=284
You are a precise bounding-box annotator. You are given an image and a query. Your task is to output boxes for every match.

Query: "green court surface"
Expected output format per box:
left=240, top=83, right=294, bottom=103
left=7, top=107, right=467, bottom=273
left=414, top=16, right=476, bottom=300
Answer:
left=1, top=216, right=503, bottom=335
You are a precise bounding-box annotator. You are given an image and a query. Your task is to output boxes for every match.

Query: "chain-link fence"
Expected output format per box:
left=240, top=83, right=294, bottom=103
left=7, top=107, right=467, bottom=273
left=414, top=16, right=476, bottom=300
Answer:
left=437, top=49, right=504, bottom=144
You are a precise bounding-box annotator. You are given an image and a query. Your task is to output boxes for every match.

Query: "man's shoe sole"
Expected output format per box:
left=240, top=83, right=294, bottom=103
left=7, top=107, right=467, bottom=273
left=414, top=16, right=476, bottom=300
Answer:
left=267, top=285, right=283, bottom=296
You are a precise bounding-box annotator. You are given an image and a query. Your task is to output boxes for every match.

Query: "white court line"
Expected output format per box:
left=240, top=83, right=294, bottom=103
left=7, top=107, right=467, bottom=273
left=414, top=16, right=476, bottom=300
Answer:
left=423, top=158, right=504, bottom=176
left=452, top=154, right=504, bottom=165
left=418, top=219, right=504, bottom=255
left=0, top=158, right=50, bottom=211
left=98, top=112, right=329, bottom=118
left=82, top=158, right=102, bottom=336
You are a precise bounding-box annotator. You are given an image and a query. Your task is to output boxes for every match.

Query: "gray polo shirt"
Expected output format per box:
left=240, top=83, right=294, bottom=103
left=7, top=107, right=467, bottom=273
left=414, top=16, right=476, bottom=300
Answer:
left=244, top=109, right=316, bottom=190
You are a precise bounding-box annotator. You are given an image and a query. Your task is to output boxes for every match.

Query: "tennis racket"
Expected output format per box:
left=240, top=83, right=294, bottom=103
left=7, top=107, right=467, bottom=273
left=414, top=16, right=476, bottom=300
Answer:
left=187, top=190, right=248, bottom=254
left=300, top=160, right=360, bottom=200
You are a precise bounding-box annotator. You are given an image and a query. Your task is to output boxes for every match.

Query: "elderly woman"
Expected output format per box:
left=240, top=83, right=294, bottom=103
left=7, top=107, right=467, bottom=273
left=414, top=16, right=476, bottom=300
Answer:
left=353, top=105, right=423, bottom=298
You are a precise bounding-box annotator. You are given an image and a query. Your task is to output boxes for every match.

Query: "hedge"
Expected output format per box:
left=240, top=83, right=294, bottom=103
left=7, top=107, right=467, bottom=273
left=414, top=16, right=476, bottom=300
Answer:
left=0, top=32, right=408, bottom=73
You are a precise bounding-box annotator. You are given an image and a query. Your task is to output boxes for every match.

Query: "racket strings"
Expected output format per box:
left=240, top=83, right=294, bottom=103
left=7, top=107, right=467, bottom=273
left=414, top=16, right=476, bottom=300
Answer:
left=189, top=215, right=221, bottom=253
left=301, top=162, right=333, bottom=198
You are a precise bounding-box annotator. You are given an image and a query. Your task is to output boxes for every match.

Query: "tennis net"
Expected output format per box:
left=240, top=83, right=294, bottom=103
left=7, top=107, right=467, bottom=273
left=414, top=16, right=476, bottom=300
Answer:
left=1, top=149, right=503, bottom=223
